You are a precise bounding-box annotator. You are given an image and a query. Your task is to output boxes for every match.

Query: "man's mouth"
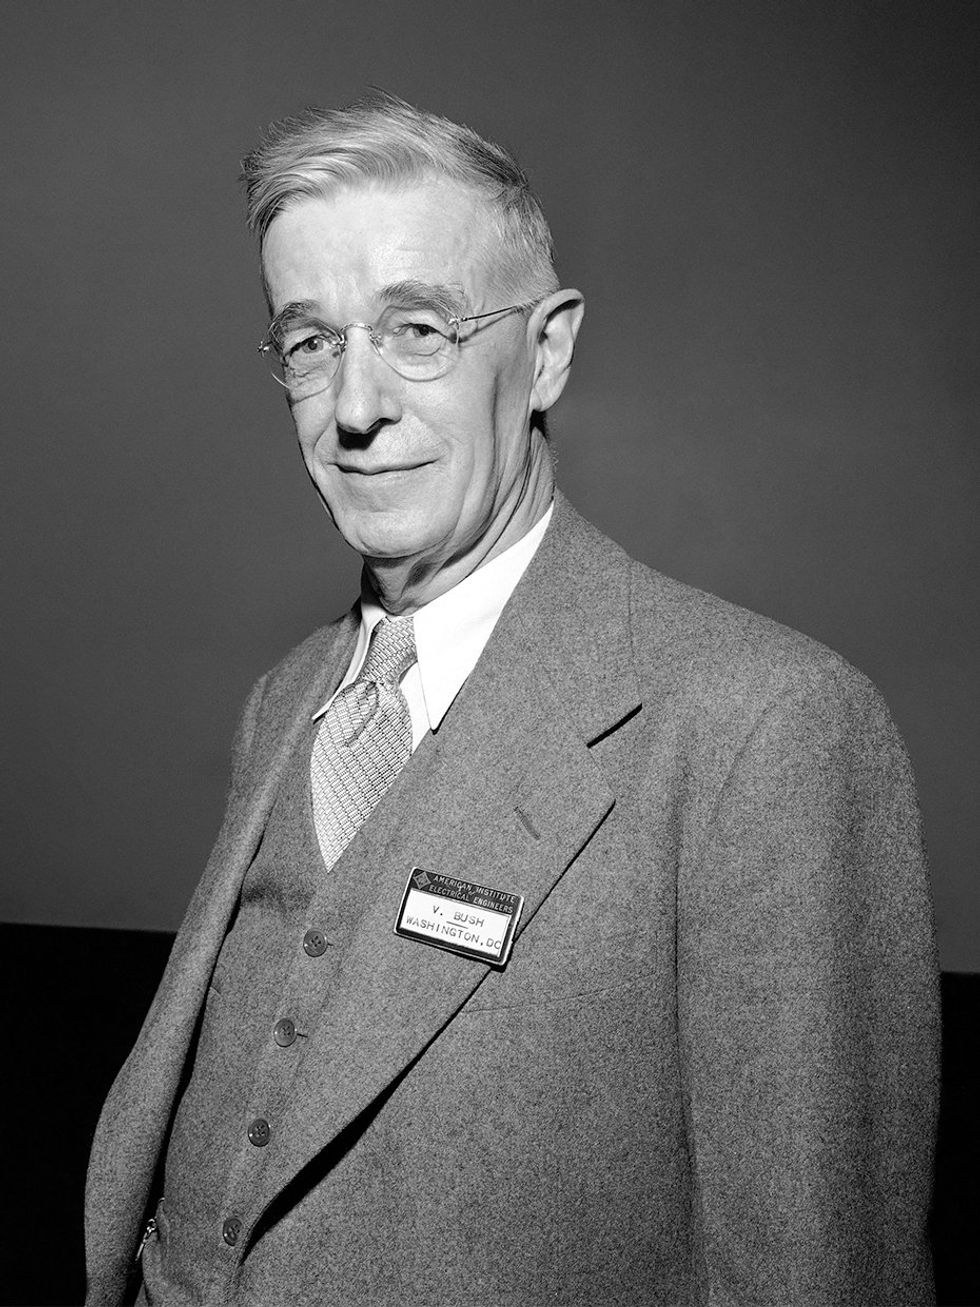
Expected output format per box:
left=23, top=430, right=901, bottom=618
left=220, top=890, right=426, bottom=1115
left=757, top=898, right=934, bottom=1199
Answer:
left=337, top=461, right=431, bottom=476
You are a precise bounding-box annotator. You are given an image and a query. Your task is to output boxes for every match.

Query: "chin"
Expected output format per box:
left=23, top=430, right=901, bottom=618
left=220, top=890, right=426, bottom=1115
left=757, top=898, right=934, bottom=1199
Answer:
left=338, top=511, right=446, bottom=564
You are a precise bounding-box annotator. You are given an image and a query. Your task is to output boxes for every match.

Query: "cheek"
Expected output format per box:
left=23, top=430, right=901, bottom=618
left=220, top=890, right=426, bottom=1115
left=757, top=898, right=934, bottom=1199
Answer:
left=290, top=404, right=333, bottom=459
left=488, top=346, right=535, bottom=434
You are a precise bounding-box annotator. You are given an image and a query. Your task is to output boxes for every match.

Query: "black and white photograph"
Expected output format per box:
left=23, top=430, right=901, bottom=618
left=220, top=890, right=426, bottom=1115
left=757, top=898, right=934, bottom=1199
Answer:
left=1, top=3, right=977, bottom=1304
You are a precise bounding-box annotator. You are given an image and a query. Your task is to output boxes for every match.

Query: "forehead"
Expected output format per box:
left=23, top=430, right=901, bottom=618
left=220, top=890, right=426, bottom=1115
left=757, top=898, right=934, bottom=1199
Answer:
left=260, top=180, right=499, bottom=313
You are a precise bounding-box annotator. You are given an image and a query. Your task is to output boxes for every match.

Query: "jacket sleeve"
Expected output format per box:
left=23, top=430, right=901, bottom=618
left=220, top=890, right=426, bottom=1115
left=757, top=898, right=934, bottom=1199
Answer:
left=677, top=671, right=940, bottom=1306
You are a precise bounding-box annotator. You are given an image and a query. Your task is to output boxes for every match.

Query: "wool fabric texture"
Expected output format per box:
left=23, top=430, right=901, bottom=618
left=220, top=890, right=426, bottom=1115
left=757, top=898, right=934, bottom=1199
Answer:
left=84, top=494, right=939, bottom=1307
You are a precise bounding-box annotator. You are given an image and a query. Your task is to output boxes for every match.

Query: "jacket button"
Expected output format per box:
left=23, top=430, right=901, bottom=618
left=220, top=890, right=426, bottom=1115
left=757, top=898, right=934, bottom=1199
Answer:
left=303, top=929, right=327, bottom=957
left=247, top=1117, right=271, bottom=1147
left=273, top=1017, right=297, bottom=1047
left=222, top=1216, right=242, bottom=1246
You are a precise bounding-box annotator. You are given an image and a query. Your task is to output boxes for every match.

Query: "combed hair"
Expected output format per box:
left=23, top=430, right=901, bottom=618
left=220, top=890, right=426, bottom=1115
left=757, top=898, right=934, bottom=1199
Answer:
left=240, top=92, right=559, bottom=303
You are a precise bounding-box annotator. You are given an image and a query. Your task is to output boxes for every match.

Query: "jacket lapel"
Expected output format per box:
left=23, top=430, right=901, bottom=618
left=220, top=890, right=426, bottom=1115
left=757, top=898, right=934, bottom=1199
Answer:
left=263, top=495, right=642, bottom=1202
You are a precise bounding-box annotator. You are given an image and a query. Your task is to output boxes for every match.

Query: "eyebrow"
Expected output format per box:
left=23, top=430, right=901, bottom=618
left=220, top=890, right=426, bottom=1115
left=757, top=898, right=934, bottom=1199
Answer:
left=266, top=300, right=325, bottom=345
left=378, top=280, right=467, bottom=318
left=266, top=281, right=468, bottom=344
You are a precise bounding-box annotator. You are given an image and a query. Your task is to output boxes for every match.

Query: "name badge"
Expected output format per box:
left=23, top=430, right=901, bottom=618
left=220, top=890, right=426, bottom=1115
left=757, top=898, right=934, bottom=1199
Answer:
left=394, top=867, right=524, bottom=968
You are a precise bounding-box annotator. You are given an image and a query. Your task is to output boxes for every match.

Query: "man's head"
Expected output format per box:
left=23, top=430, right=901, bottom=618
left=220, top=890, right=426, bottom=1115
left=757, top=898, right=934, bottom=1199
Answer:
left=243, top=94, right=583, bottom=611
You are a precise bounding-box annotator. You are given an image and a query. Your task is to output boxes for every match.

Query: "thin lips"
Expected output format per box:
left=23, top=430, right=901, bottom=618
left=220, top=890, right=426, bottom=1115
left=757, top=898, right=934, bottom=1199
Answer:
left=338, top=462, right=429, bottom=475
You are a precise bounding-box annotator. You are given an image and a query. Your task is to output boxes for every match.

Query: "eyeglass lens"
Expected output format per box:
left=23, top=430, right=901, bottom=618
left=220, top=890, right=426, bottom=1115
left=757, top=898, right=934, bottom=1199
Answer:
left=265, top=306, right=461, bottom=393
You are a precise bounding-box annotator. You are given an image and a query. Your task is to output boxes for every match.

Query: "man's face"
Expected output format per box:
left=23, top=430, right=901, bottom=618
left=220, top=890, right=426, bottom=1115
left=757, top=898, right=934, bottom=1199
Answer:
left=261, top=180, right=545, bottom=585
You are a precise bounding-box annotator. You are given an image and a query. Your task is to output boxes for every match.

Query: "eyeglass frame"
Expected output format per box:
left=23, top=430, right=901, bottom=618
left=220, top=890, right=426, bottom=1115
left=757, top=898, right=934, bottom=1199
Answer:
left=257, top=300, right=538, bottom=394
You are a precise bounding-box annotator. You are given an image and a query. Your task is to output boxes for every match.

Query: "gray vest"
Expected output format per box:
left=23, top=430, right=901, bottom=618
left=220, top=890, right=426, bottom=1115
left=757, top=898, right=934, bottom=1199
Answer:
left=141, top=720, right=361, bottom=1304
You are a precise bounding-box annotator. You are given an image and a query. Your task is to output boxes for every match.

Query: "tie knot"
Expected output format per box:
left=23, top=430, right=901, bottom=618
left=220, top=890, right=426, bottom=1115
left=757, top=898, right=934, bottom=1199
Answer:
left=358, top=616, right=416, bottom=688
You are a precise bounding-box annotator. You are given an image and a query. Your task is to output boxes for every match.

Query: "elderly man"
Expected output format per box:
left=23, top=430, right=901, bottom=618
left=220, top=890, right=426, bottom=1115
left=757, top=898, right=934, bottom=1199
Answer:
left=85, top=94, right=939, bottom=1306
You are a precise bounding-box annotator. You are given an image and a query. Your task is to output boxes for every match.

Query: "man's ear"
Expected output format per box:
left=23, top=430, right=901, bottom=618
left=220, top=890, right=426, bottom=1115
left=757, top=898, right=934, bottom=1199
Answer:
left=528, top=290, right=585, bottom=417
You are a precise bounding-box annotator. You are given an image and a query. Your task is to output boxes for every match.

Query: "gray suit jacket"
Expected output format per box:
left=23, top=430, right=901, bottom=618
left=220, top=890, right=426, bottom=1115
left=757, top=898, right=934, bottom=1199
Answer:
left=86, top=494, right=939, bottom=1306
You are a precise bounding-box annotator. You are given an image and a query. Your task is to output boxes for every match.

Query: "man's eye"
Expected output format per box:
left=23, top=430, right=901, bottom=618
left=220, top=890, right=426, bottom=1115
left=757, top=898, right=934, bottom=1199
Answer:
left=389, top=320, right=439, bottom=339
left=286, top=333, right=331, bottom=360
left=384, top=312, right=450, bottom=341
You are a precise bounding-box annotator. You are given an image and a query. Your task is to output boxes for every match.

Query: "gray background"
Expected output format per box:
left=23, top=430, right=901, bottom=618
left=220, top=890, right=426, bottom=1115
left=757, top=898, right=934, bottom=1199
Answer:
left=2, top=1, right=976, bottom=969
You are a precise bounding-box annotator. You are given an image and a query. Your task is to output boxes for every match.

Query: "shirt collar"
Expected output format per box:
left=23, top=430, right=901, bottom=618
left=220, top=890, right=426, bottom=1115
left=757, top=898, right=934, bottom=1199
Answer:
left=314, top=504, right=552, bottom=726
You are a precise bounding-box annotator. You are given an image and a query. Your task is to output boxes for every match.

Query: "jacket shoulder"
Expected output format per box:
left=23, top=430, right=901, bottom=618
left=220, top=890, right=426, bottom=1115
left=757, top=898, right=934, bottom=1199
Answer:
left=223, top=614, right=358, bottom=781
left=625, top=556, right=893, bottom=736
left=265, top=618, right=351, bottom=684
left=256, top=613, right=356, bottom=703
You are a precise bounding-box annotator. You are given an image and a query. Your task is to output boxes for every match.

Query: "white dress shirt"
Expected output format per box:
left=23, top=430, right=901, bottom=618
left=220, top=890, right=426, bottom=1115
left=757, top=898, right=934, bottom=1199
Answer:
left=312, top=504, right=553, bottom=750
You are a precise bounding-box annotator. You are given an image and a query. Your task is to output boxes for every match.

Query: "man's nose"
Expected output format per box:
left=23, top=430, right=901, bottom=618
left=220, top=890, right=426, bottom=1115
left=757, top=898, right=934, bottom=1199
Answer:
left=332, top=327, right=402, bottom=435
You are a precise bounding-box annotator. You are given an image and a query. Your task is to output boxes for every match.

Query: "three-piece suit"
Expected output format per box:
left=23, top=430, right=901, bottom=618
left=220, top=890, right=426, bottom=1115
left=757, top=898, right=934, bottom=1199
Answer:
left=86, top=494, right=939, bottom=1305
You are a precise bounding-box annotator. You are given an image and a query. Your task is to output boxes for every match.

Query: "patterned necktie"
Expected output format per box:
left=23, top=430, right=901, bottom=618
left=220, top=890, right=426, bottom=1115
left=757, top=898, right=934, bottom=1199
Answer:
left=310, top=615, right=417, bottom=870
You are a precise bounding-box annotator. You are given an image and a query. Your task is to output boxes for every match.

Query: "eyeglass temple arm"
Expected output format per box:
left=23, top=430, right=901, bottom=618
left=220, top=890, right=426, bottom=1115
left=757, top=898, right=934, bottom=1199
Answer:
left=452, top=300, right=538, bottom=327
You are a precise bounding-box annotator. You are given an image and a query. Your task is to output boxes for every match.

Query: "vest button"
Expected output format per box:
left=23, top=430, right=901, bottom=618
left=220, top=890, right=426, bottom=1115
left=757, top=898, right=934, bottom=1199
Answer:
left=222, top=1216, right=242, bottom=1246
left=247, top=1117, right=271, bottom=1147
left=274, top=1017, right=297, bottom=1047
left=303, top=928, right=328, bottom=957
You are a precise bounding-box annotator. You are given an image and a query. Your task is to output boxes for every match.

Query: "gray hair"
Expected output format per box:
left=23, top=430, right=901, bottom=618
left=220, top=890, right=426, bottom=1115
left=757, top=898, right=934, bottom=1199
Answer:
left=240, top=92, right=559, bottom=303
